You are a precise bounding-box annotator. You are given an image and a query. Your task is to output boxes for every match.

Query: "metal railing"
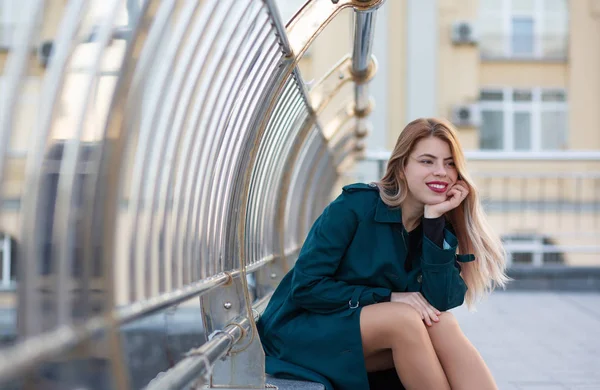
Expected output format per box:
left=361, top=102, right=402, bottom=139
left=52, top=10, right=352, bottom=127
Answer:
left=0, top=0, right=384, bottom=388
left=363, top=150, right=600, bottom=268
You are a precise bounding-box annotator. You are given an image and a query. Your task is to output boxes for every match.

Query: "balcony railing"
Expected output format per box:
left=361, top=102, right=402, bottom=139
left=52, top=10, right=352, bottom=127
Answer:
left=0, top=0, right=385, bottom=388
left=362, top=150, right=600, bottom=268
left=479, top=34, right=568, bottom=61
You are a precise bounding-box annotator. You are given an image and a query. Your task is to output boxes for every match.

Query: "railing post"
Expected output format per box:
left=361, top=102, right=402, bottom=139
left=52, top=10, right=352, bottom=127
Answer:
left=200, top=273, right=265, bottom=389
left=351, top=0, right=383, bottom=158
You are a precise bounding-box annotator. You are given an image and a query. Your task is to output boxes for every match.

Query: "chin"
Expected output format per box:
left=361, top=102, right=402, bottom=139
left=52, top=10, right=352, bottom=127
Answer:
left=420, top=193, right=445, bottom=204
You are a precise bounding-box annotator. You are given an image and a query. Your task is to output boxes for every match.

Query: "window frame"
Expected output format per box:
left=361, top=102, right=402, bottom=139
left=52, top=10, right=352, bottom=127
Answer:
left=479, top=87, right=568, bottom=151
left=479, top=0, right=568, bottom=60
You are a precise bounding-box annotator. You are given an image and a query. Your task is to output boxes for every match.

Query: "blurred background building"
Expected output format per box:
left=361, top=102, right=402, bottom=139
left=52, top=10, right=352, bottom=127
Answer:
left=0, top=0, right=598, bottom=311
left=278, top=0, right=600, bottom=268
left=0, top=1, right=596, bottom=388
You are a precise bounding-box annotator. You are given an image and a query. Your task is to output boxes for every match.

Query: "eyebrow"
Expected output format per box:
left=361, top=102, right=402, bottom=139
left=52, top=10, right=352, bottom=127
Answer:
left=417, top=153, right=454, bottom=160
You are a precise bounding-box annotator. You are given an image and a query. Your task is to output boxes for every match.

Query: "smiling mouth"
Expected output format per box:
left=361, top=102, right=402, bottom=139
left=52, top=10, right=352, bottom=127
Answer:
left=427, top=183, right=448, bottom=193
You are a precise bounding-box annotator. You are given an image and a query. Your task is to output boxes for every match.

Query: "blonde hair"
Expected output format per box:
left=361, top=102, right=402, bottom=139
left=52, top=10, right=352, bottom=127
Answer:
left=375, top=118, right=509, bottom=308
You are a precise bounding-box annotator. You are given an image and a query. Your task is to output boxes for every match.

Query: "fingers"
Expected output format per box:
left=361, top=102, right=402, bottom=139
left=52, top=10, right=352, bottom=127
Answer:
left=448, top=182, right=469, bottom=206
left=393, top=292, right=442, bottom=327
left=452, top=181, right=469, bottom=198
left=416, top=293, right=440, bottom=326
left=404, top=294, right=432, bottom=326
left=407, top=293, right=440, bottom=327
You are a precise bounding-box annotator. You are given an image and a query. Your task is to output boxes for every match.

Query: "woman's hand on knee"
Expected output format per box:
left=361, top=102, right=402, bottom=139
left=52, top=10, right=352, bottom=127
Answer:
left=390, top=292, right=441, bottom=327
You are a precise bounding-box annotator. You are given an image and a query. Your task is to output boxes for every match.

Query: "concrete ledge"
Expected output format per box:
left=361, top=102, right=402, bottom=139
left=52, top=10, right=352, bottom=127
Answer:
left=506, top=265, right=600, bottom=291
left=266, top=375, right=325, bottom=390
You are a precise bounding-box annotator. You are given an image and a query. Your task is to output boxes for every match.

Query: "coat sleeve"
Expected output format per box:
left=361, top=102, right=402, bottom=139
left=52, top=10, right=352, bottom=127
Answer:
left=420, top=228, right=470, bottom=311
left=290, top=191, right=391, bottom=314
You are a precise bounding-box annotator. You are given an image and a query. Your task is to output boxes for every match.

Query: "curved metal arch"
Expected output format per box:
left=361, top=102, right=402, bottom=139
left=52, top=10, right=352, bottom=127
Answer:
left=286, top=0, right=384, bottom=60
left=309, top=54, right=377, bottom=115
left=0, top=0, right=387, bottom=386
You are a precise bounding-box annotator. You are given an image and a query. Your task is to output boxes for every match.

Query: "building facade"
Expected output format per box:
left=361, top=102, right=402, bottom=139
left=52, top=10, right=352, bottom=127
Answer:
left=289, top=0, right=600, bottom=267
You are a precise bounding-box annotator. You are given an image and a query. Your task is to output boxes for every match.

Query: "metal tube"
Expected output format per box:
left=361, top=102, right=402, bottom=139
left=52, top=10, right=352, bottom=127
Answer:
left=150, top=1, right=223, bottom=295
left=247, top=81, right=294, bottom=265
left=18, top=0, right=89, bottom=338
left=245, top=255, right=276, bottom=274
left=126, top=0, right=201, bottom=300
left=169, top=1, right=260, bottom=286
left=145, top=315, right=252, bottom=390
left=0, top=271, right=230, bottom=385
left=245, top=78, right=295, bottom=266
left=144, top=328, right=235, bottom=390
left=352, top=9, right=376, bottom=113
left=237, top=61, right=296, bottom=272
left=117, top=272, right=231, bottom=324
left=250, top=81, right=300, bottom=266
left=179, top=9, right=272, bottom=281
left=51, top=0, right=120, bottom=329
left=197, top=41, right=281, bottom=276
left=265, top=99, right=308, bottom=261
left=110, top=0, right=178, bottom=303
left=351, top=10, right=376, bottom=75
left=262, top=0, right=292, bottom=55
left=287, top=129, right=319, bottom=248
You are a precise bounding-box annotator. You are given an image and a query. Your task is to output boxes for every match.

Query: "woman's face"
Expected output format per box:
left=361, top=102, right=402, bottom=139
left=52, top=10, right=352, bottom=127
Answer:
left=402, top=136, right=459, bottom=206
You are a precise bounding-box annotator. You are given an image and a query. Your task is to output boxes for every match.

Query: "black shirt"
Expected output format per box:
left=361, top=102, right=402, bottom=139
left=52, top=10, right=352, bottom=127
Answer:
left=381, top=215, right=446, bottom=302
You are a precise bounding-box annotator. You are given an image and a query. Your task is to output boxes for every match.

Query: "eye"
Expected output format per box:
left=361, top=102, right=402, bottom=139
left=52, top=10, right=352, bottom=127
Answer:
left=420, top=160, right=433, bottom=165
left=446, top=161, right=456, bottom=167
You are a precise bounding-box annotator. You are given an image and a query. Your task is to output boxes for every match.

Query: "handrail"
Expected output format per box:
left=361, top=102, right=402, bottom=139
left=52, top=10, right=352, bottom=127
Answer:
left=0, top=0, right=385, bottom=388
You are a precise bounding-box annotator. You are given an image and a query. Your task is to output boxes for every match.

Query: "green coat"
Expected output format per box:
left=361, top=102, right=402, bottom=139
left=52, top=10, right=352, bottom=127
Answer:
left=257, top=183, right=474, bottom=390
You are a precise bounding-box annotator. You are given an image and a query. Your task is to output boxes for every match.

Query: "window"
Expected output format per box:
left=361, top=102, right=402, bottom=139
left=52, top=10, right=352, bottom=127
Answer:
left=0, top=234, right=16, bottom=289
left=479, top=88, right=568, bottom=151
left=479, top=0, right=569, bottom=60
left=503, top=234, right=565, bottom=266
left=511, top=17, right=534, bottom=55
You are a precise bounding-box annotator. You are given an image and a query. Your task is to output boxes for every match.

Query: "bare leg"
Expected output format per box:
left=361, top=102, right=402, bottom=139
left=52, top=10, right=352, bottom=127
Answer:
left=364, top=349, right=394, bottom=372
left=361, top=302, right=451, bottom=390
left=427, top=312, right=498, bottom=390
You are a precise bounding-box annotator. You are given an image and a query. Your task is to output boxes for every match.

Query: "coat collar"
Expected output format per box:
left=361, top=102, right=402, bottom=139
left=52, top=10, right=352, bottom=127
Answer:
left=374, top=196, right=403, bottom=224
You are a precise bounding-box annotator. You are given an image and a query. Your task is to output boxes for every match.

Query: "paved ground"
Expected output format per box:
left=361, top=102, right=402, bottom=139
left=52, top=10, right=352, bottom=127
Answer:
left=452, top=291, right=600, bottom=390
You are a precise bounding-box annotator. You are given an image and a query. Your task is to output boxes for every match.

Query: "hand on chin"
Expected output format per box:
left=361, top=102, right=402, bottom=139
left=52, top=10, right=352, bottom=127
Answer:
left=423, top=181, right=469, bottom=218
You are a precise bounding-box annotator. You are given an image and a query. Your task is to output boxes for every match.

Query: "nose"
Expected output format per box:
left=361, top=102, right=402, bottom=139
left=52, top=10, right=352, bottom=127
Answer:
left=433, top=163, right=447, bottom=177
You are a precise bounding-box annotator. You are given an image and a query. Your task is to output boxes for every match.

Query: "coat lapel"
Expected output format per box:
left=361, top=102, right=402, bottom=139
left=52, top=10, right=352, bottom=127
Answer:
left=374, top=197, right=402, bottom=224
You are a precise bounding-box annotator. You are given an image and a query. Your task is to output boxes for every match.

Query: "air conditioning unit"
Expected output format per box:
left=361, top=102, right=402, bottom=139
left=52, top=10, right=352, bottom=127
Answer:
left=38, top=40, right=53, bottom=68
left=452, top=21, right=478, bottom=45
left=451, top=104, right=481, bottom=127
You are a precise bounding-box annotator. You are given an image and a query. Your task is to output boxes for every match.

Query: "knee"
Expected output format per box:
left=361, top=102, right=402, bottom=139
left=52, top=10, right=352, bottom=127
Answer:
left=438, top=312, right=458, bottom=325
left=388, top=303, right=428, bottom=337
left=431, top=312, right=461, bottom=334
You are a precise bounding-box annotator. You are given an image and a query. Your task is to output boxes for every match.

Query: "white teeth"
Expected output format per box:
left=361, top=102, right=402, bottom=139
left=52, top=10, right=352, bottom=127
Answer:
left=428, top=184, right=445, bottom=189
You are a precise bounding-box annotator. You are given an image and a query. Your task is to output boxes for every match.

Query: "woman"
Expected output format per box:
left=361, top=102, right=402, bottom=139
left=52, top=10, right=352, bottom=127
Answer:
left=257, top=118, right=509, bottom=389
